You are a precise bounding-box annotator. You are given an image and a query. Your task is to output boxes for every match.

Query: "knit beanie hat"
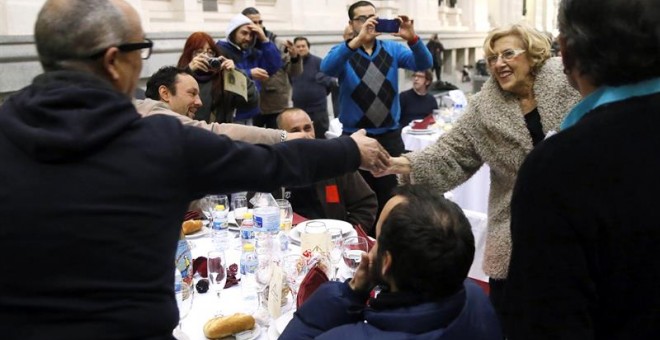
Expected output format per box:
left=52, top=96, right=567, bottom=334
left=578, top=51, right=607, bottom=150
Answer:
left=225, top=13, right=252, bottom=38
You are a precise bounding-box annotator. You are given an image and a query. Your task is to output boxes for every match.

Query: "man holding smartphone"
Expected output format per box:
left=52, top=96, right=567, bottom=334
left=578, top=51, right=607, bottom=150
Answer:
left=321, top=0, right=432, bottom=222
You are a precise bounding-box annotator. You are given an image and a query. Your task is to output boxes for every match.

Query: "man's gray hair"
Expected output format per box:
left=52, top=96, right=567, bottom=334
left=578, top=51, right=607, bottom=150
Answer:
left=35, top=0, right=131, bottom=71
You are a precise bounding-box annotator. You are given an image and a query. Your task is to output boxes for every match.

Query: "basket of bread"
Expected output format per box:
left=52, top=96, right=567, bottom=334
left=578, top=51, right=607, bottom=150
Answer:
left=203, top=313, right=259, bottom=340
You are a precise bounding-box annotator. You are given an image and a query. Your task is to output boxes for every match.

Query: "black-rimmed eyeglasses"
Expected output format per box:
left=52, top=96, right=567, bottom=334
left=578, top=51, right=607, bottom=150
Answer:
left=87, top=38, right=153, bottom=60
left=352, top=15, right=375, bottom=23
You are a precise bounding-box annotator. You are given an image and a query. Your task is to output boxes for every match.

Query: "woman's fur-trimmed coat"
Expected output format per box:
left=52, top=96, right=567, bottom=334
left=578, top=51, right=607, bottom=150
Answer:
left=402, top=57, right=581, bottom=279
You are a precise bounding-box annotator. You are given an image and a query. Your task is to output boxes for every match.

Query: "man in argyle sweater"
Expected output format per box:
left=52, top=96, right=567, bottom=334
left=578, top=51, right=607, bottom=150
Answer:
left=321, top=1, right=432, bottom=223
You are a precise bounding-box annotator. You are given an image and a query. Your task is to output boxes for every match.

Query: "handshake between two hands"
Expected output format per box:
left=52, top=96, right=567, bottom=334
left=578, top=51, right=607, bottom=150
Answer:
left=349, top=129, right=408, bottom=177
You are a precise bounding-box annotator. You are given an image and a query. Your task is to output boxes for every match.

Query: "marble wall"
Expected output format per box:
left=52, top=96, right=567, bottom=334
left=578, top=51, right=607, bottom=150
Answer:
left=0, top=0, right=560, bottom=102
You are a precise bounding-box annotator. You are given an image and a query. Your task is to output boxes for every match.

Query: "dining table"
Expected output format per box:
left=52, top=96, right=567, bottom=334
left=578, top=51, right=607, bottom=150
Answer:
left=179, top=217, right=362, bottom=340
left=180, top=229, right=299, bottom=340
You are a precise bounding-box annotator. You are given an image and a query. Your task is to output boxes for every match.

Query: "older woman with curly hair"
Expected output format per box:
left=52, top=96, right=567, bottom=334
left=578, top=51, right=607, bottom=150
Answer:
left=177, top=32, right=258, bottom=123
left=378, top=23, right=581, bottom=319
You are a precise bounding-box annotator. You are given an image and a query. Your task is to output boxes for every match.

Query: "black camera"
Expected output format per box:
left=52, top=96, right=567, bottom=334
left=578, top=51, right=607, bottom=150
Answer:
left=375, top=19, right=400, bottom=33
left=208, top=57, right=224, bottom=69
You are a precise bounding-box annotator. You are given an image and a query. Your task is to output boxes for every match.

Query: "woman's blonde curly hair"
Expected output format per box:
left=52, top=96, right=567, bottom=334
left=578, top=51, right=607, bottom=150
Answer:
left=483, top=23, right=552, bottom=75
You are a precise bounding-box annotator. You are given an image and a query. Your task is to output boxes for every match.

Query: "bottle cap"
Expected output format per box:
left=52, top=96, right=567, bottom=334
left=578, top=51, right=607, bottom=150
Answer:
left=243, top=211, right=253, bottom=219
left=215, top=204, right=225, bottom=210
left=242, top=243, right=255, bottom=251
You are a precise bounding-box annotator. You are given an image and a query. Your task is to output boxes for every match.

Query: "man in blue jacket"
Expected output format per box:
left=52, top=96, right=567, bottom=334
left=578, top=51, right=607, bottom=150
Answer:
left=217, top=13, right=282, bottom=124
left=321, top=0, right=432, bottom=218
left=280, top=185, right=502, bottom=340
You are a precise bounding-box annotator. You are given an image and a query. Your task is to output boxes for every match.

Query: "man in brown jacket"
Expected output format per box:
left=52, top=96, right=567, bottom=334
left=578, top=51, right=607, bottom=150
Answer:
left=136, top=66, right=304, bottom=144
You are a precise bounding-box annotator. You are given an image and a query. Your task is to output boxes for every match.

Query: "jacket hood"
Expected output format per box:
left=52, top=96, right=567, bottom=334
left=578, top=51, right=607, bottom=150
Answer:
left=225, top=13, right=252, bottom=38
left=0, top=70, right=140, bottom=162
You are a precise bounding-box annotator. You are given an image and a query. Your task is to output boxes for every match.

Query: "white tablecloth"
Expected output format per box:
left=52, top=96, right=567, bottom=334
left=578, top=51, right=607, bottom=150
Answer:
left=401, top=126, right=490, bottom=214
left=181, top=232, right=289, bottom=340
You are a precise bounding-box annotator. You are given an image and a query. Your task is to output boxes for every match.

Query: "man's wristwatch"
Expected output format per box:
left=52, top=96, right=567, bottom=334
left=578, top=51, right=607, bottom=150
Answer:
left=280, top=130, right=288, bottom=142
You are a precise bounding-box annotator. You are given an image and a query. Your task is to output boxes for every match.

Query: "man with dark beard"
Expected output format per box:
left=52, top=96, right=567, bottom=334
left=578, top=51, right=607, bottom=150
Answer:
left=280, top=185, right=501, bottom=339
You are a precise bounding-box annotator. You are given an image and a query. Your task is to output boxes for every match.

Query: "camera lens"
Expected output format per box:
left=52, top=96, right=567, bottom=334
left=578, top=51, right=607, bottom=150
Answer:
left=209, top=57, right=221, bottom=68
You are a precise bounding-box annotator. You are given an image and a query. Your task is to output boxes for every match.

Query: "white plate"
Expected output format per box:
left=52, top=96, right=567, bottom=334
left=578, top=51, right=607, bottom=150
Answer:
left=275, top=310, right=295, bottom=335
left=407, top=128, right=436, bottom=135
left=218, top=324, right=261, bottom=340
left=184, top=227, right=210, bottom=239
left=288, top=219, right=354, bottom=244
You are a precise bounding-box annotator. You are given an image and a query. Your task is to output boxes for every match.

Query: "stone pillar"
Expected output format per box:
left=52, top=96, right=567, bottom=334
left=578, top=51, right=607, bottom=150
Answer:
left=0, top=0, right=45, bottom=35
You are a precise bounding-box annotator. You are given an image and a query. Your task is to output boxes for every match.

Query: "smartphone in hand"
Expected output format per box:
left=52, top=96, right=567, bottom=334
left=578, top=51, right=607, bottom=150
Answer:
left=375, top=19, right=400, bottom=33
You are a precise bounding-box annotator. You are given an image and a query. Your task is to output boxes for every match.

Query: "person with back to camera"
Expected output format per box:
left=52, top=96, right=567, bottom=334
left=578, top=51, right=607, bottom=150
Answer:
left=505, top=0, right=660, bottom=338
left=177, top=32, right=259, bottom=124
left=280, top=184, right=501, bottom=339
left=0, top=0, right=390, bottom=338
left=375, top=23, right=582, bottom=329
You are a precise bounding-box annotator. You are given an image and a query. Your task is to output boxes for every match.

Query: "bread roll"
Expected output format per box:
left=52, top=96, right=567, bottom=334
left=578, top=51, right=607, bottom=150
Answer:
left=203, top=313, right=255, bottom=339
left=182, top=219, right=203, bottom=235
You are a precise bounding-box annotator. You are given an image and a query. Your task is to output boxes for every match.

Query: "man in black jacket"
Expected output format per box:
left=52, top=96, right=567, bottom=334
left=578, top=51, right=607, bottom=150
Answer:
left=505, top=0, right=660, bottom=338
left=276, top=108, right=378, bottom=232
left=0, top=1, right=388, bottom=339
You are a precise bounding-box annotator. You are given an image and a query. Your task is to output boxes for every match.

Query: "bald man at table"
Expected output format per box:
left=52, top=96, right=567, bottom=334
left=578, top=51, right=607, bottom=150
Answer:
left=276, top=108, right=378, bottom=233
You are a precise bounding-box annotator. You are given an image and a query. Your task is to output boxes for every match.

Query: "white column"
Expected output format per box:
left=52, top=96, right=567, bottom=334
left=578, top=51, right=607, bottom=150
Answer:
left=404, top=0, right=444, bottom=31
left=0, top=0, right=45, bottom=35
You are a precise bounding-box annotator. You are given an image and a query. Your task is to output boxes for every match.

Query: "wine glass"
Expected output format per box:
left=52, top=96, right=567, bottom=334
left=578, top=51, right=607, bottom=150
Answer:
left=253, top=251, right=273, bottom=326
left=202, top=195, right=228, bottom=228
left=328, top=227, right=344, bottom=281
left=207, top=250, right=227, bottom=316
left=276, top=199, right=293, bottom=232
left=282, top=254, right=308, bottom=303
left=173, top=275, right=194, bottom=340
left=231, top=194, right=248, bottom=226
left=342, top=236, right=369, bottom=276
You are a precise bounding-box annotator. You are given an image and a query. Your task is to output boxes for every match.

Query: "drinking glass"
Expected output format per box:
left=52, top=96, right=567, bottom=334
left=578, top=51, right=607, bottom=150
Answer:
left=342, top=236, right=369, bottom=276
left=282, top=254, right=308, bottom=304
left=253, top=252, right=273, bottom=325
left=202, top=195, right=228, bottom=226
left=231, top=194, right=248, bottom=226
left=173, top=277, right=194, bottom=340
left=207, top=250, right=227, bottom=316
left=276, top=199, right=293, bottom=231
left=328, top=227, right=344, bottom=281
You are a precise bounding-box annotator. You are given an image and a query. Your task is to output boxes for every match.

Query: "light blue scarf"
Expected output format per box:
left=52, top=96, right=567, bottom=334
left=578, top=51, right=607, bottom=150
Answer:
left=561, top=77, right=660, bottom=130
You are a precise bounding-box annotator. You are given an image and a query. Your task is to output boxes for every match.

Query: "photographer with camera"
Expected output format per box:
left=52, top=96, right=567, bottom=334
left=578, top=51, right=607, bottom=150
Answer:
left=320, top=0, right=432, bottom=221
left=177, top=31, right=259, bottom=124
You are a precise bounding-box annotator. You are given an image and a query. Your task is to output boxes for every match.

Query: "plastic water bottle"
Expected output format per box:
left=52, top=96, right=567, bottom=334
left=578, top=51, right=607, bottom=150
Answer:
left=253, top=193, right=280, bottom=254
left=211, top=204, right=229, bottom=250
left=239, top=212, right=255, bottom=246
left=240, top=243, right=258, bottom=302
